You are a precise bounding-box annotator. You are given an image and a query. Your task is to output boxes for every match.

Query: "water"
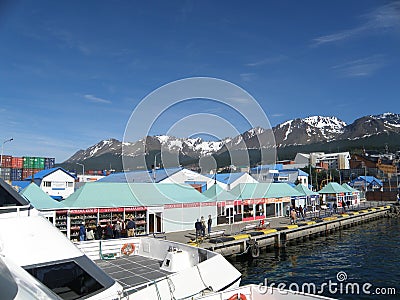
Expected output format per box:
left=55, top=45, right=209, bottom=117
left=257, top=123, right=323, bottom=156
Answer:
left=230, top=217, right=400, bottom=299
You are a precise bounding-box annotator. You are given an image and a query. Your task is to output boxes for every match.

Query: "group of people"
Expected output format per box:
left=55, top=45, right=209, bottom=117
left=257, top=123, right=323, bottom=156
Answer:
left=79, top=218, right=137, bottom=241
left=287, top=205, right=307, bottom=224
left=194, top=215, right=212, bottom=240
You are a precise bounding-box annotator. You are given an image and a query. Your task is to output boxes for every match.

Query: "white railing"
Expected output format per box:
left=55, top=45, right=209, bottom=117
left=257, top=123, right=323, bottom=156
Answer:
left=0, top=204, right=31, bottom=218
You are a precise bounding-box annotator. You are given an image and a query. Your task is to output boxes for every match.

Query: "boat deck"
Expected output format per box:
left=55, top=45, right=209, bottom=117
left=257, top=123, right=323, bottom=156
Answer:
left=95, top=255, right=171, bottom=292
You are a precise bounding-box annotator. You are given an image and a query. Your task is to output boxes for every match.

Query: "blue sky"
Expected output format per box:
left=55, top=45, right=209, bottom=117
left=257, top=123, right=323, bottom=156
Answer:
left=1, top=0, right=399, bottom=162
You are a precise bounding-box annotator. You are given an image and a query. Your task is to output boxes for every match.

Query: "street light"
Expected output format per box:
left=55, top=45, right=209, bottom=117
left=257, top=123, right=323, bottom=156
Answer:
left=77, top=163, right=85, bottom=181
left=153, top=152, right=162, bottom=180
left=0, top=138, right=13, bottom=178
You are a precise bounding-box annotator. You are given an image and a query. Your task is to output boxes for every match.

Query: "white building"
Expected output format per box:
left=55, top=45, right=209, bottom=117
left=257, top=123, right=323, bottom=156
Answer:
left=160, top=168, right=215, bottom=191
left=295, top=152, right=351, bottom=169
left=205, top=172, right=259, bottom=190
left=26, top=167, right=76, bottom=200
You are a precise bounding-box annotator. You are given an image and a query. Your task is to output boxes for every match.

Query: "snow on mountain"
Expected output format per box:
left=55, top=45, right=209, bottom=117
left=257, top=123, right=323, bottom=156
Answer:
left=153, top=135, right=224, bottom=156
left=64, top=112, right=400, bottom=164
left=274, top=116, right=346, bottom=146
left=371, top=112, right=400, bottom=128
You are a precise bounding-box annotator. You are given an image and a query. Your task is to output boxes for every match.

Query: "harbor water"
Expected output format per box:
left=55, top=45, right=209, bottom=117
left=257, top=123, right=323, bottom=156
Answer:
left=231, top=217, right=400, bottom=299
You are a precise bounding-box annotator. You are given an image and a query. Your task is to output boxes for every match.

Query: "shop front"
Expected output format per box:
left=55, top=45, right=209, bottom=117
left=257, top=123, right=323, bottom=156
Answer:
left=55, top=206, right=147, bottom=241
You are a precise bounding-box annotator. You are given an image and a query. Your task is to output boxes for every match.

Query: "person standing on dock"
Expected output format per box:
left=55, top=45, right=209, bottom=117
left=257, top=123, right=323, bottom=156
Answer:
left=126, top=218, right=136, bottom=237
left=86, top=227, right=95, bottom=241
left=207, top=215, right=212, bottom=236
left=79, top=222, right=86, bottom=241
left=290, top=208, right=297, bottom=224
left=299, top=205, right=304, bottom=220
left=195, top=219, right=202, bottom=241
left=201, top=216, right=206, bottom=237
left=95, top=223, right=103, bottom=240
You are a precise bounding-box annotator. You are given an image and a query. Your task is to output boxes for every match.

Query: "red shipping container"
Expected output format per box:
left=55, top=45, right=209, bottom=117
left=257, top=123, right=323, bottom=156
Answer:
left=22, top=168, right=35, bottom=180
left=12, top=157, right=24, bottom=169
left=1, top=155, right=13, bottom=168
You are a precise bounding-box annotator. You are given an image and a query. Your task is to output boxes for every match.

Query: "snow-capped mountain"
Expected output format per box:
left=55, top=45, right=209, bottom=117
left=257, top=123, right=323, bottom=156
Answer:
left=273, top=116, right=347, bottom=146
left=63, top=113, right=400, bottom=166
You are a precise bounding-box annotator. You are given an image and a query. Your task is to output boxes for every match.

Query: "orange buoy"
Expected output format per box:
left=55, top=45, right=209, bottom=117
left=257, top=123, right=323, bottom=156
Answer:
left=227, top=293, right=246, bottom=300
left=121, top=243, right=135, bottom=256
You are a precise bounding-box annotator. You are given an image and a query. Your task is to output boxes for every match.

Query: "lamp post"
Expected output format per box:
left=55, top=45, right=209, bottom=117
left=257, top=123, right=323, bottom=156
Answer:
left=153, top=152, right=162, bottom=180
left=77, top=163, right=85, bottom=182
left=0, top=138, right=13, bottom=178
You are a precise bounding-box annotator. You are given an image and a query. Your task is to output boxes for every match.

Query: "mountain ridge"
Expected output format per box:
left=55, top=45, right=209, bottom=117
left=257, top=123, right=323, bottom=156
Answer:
left=62, top=112, right=400, bottom=170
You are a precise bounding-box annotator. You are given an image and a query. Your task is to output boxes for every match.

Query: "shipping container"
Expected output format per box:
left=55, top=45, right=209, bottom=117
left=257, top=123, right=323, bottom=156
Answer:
left=88, top=170, right=95, bottom=175
left=33, top=157, right=45, bottom=169
left=22, top=168, right=35, bottom=180
left=44, top=157, right=55, bottom=169
left=0, top=167, right=11, bottom=181
left=11, top=157, right=24, bottom=169
left=1, top=155, right=13, bottom=168
left=10, top=168, right=23, bottom=181
left=23, top=157, right=35, bottom=169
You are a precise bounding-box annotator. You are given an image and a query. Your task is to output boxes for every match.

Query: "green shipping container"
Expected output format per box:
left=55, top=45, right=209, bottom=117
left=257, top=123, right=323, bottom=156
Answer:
left=33, top=157, right=45, bottom=169
left=23, top=157, right=35, bottom=169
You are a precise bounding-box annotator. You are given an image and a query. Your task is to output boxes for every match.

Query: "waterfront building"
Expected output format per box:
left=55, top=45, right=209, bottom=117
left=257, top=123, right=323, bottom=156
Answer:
left=98, top=167, right=182, bottom=183
left=341, top=183, right=361, bottom=206
left=160, top=168, right=215, bottom=191
left=205, top=172, right=258, bottom=191
left=250, top=164, right=309, bottom=186
left=318, top=182, right=349, bottom=209
left=230, top=182, right=302, bottom=220
left=295, top=152, right=351, bottom=170
left=57, top=182, right=215, bottom=239
left=349, top=176, right=383, bottom=192
left=99, top=167, right=215, bottom=192
left=202, top=184, right=242, bottom=224
left=14, top=167, right=76, bottom=200
left=294, top=183, right=320, bottom=211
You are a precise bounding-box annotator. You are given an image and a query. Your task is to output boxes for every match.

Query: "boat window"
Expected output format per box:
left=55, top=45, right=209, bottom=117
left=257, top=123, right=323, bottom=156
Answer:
left=164, top=259, right=170, bottom=267
left=25, top=260, right=104, bottom=300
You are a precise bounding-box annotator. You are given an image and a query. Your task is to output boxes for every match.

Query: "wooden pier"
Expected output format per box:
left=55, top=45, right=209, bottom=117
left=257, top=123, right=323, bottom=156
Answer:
left=204, top=206, right=391, bottom=257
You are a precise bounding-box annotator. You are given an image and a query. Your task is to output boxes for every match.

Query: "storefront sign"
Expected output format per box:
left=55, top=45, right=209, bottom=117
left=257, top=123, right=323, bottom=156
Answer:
left=200, top=202, right=216, bottom=207
left=183, top=202, right=200, bottom=208
left=98, top=207, right=124, bottom=213
left=164, top=203, right=183, bottom=209
left=70, top=208, right=98, bottom=214
left=124, top=206, right=147, bottom=212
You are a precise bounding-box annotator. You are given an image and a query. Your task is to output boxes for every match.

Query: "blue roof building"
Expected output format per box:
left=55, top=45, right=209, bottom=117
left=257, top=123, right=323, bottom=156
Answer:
left=204, top=172, right=258, bottom=190
left=22, top=167, right=76, bottom=200
left=350, top=176, right=383, bottom=191
left=98, top=167, right=183, bottom=183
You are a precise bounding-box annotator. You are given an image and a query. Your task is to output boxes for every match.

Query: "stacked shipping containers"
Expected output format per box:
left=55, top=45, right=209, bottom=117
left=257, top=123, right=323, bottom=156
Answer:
left=0, top=155, right=56, bottom=181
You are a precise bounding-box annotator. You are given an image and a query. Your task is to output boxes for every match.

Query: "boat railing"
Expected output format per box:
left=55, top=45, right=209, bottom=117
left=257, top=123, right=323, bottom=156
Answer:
left=0, top=204, right=31, bottom=218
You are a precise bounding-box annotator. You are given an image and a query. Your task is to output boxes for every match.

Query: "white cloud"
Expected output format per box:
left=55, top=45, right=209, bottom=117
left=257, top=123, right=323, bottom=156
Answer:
left=332, top=55, right=386, bottom=77
left=246, top=55, right=287, bottom=67
left=47, top=28, right=92, bottom=55
left=313, top=1, right=400, bottom=46
left=84, top=94, right=112, bottom=104
left=240, top=73, right=256, bottom=82
left=271, top=113, right=285, bottom=117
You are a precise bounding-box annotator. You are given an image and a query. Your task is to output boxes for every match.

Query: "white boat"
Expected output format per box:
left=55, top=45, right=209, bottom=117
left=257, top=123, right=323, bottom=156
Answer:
left=0, top=179, right=333, bottom=300
left=196, top=284, right=334, bottom=300
left=0, top=214, right=242, bottom=300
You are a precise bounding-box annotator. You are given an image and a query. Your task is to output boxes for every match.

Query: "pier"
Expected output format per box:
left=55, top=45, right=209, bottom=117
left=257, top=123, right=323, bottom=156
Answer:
left=165, top=203, right=393, bottom=258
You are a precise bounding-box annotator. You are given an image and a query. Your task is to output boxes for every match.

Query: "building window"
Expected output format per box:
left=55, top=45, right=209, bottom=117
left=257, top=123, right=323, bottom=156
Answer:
left=43, top=181, right=51, bottom=187
left=67, top=182, right=73, bottom=187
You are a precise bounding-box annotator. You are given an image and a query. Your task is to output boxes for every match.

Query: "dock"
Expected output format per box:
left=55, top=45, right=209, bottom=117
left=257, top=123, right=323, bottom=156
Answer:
left=165, top=204, right=393, bottom=257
